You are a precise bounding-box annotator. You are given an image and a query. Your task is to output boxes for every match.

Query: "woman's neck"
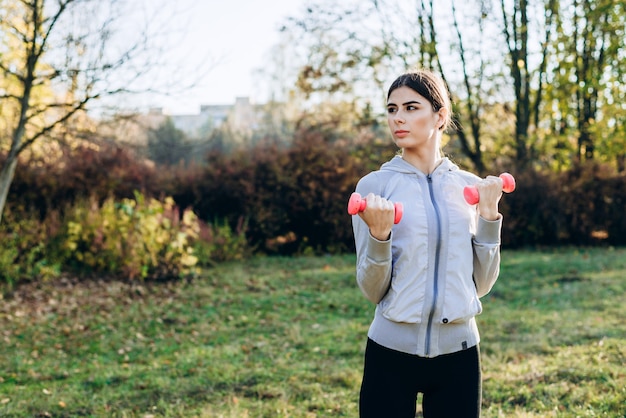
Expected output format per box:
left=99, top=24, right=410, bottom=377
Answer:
left=401, top=148, right=443, bottom=175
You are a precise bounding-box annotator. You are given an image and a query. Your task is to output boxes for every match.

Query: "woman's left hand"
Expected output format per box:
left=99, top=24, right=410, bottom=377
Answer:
left=476, top=176, right=502, bottom=221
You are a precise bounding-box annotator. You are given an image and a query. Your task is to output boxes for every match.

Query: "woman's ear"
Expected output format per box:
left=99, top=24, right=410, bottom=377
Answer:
left=437, top=107, right=448, bottom=131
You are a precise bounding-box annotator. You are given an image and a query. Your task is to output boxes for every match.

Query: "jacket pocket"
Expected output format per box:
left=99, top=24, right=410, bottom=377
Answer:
left=379, top=265, right=428, bottom=324
left=440, top=273, right=483, bottom=324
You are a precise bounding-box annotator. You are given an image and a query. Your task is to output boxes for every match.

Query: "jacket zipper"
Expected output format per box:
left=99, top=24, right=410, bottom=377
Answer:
left=425, top=173, right=442, bottom=357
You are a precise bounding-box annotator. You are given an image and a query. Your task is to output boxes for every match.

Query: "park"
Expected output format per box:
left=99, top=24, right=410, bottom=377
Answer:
left=1, top=0, right=625, bottom=416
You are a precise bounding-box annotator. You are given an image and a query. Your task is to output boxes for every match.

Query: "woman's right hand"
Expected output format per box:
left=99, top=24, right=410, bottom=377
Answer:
left=358, top=193, right=395, bottom=241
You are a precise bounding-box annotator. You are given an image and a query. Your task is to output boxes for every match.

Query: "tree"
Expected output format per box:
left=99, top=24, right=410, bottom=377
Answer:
left=447, top=0, right=492, bottom=173
left=499, top=0, right=559, bottom=169
left=283, top=2, right=391, bottom=105
left=565, top=0, right=623, bottom=162
left=277, top=0, right=626, bottom=171
left=0, top=0, right=184, bottom=223
left=278, top=0, right=516, bottom=172
left=539, top=0, right=625, bottom=170
left=147, top=118, right=190, bottom=166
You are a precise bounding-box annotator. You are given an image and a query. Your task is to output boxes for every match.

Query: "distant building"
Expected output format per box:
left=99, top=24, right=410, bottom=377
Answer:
left=106, top=97, right=268, bottom=148
left=147, top=97, right=261, bottom=139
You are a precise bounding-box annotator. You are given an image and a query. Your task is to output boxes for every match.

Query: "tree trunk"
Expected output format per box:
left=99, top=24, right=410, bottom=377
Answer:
left=617, top=154, right=625, bottom=173
left=501, top=0, right=531, bottom=170
left=0, top=157, right=19, bottom=225
left=454, top=124, right=485, bottom=174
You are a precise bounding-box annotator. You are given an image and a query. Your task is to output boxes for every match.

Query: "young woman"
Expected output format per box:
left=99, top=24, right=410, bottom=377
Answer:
left=352, top=69, right=504, bottom=417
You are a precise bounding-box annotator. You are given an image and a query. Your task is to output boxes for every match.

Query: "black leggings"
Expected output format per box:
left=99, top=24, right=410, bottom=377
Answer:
left=359, top=338, right=482, bottom=418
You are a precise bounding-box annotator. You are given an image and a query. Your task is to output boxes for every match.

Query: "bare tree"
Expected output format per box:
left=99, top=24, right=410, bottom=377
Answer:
left=0, top=0, right=199, bottom=223
left=278, top=0, right=508, bottom=172
left=449, top=0, right=489, bottom=173
left=499, top=0, right=558, bottom=169
left=500, top=0, right=532, bottom=168
left=570, top=0, right=622, bottom=162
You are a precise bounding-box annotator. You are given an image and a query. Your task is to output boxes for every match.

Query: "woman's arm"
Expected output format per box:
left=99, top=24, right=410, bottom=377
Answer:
left=472, top=216, right=502, bottom=297
left=352, top=174, right=395, bottom=303
left=472, top=175, right=504, bottom=297
left=353, top=215, right=393, bottom=303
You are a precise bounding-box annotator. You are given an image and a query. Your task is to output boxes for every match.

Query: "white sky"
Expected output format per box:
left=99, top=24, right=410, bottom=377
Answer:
left=134, top=0, right=306, bottom=115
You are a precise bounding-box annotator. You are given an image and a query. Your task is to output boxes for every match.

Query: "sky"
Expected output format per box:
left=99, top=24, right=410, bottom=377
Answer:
left=135, top=0, right=307, bottom=115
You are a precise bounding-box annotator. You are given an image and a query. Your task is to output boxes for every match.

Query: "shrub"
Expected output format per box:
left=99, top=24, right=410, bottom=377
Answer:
left=0, top=208, right=63, bottom=288
left=193, top=217, right=251, bottom=266
left=557, top=162, right=626, bottom=246
left=62, top=192, right=200, bottom=280
left=165, top=130, right=388, bottom=255
left=1, top=192, right=254, bottom=291
left=6, top=130, right=626, bottom=261
left=7, top=142, right=157, bottom=220
left=501, top=161, right=626, bottom=247
left=501, top=169, right=563, bottom=247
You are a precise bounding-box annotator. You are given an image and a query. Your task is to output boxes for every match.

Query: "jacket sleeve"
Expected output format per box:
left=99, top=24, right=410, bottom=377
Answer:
left=352, top=174, right=393, bottom=304
left=353, top=218, right=393, bottom=303
left=472, top=215, right=502, bottom=297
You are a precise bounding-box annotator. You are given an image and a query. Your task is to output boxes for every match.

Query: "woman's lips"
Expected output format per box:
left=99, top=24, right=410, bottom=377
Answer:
left=394, top=130, right=409, bottom=138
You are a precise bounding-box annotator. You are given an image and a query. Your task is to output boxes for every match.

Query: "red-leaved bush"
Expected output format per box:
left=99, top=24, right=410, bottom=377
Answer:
left=4, top=132, right=626, bottom=269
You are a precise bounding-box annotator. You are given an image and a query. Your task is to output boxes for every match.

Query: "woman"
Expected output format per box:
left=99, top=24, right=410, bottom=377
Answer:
left=352, top=69, right=504, bottom=417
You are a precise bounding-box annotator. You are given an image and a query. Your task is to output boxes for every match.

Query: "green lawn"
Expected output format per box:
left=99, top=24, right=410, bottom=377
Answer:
left=0, top=248, right=625, bottom=417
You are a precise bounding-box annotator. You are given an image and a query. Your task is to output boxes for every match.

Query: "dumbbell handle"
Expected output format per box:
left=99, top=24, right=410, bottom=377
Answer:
left=347, top=193, right=403, bottom=224
left=463, top=173, right=516, bottom=205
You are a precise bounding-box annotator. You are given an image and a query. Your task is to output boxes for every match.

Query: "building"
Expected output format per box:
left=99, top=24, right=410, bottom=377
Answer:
left=148, top=96, right=260, bottom=139
left=104, top=96, right=272, bottom=150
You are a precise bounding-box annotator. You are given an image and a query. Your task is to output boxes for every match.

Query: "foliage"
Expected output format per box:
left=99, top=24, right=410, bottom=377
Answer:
left=503, top=161, right=626, bottom=247
left=147, top=118, right=192, bottom=167
left=0, top=208, right=63, bottom=288
left=556, top=162, right=626, bottom=246
left=501, top=169, right=562, bottom=247
left=0, top=0, right=170, bottom=223
left=0, top=192, right=253, bottom=289
left=62, top=192, right=200, bottom=281
left=0, top=249, right=624, bottom=416
left=174, top=136, right=626, bottom=252
left=7, top=126, right=626, bottom=256
left=166, top=128, right=379, bottom=255
left=6, top=142, right=157, bottom=219
left=279, top=0, right=626, bottom=173
left=193, top=217, right=251, bottom=266
left=542, top=0, right=626, bottom=165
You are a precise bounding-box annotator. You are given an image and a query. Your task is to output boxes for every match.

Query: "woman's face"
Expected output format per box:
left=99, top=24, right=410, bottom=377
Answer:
left=387, top=86, right=443, bottom=151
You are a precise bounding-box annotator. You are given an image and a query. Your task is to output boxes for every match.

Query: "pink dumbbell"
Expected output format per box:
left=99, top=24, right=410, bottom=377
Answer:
left=463, top=173, right=516, bottom=205
left=347, top=193, right=404, bottom=224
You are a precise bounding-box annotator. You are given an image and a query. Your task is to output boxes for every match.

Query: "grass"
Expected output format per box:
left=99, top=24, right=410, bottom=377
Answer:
left=0, top=247, right=625, bottom=417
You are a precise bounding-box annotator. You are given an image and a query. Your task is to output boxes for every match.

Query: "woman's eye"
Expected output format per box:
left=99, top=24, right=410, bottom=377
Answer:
left=406, top=105, right=416, bottom=111
left=387, top=107, right=397, bottom=114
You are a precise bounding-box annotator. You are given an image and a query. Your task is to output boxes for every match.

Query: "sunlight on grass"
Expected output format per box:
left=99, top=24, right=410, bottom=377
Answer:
left=0, top=250, right=624, bottom=417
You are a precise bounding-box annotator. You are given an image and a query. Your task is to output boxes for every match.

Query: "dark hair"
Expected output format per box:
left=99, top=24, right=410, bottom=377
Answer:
left=387, top=69, right=453, bottom=131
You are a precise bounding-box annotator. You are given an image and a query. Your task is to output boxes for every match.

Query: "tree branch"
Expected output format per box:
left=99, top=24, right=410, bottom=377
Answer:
left=17, top=96, right=92, bottom=154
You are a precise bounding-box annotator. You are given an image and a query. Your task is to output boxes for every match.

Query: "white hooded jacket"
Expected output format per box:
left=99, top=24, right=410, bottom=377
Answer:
left=352, top=156, right=502, bottom=357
